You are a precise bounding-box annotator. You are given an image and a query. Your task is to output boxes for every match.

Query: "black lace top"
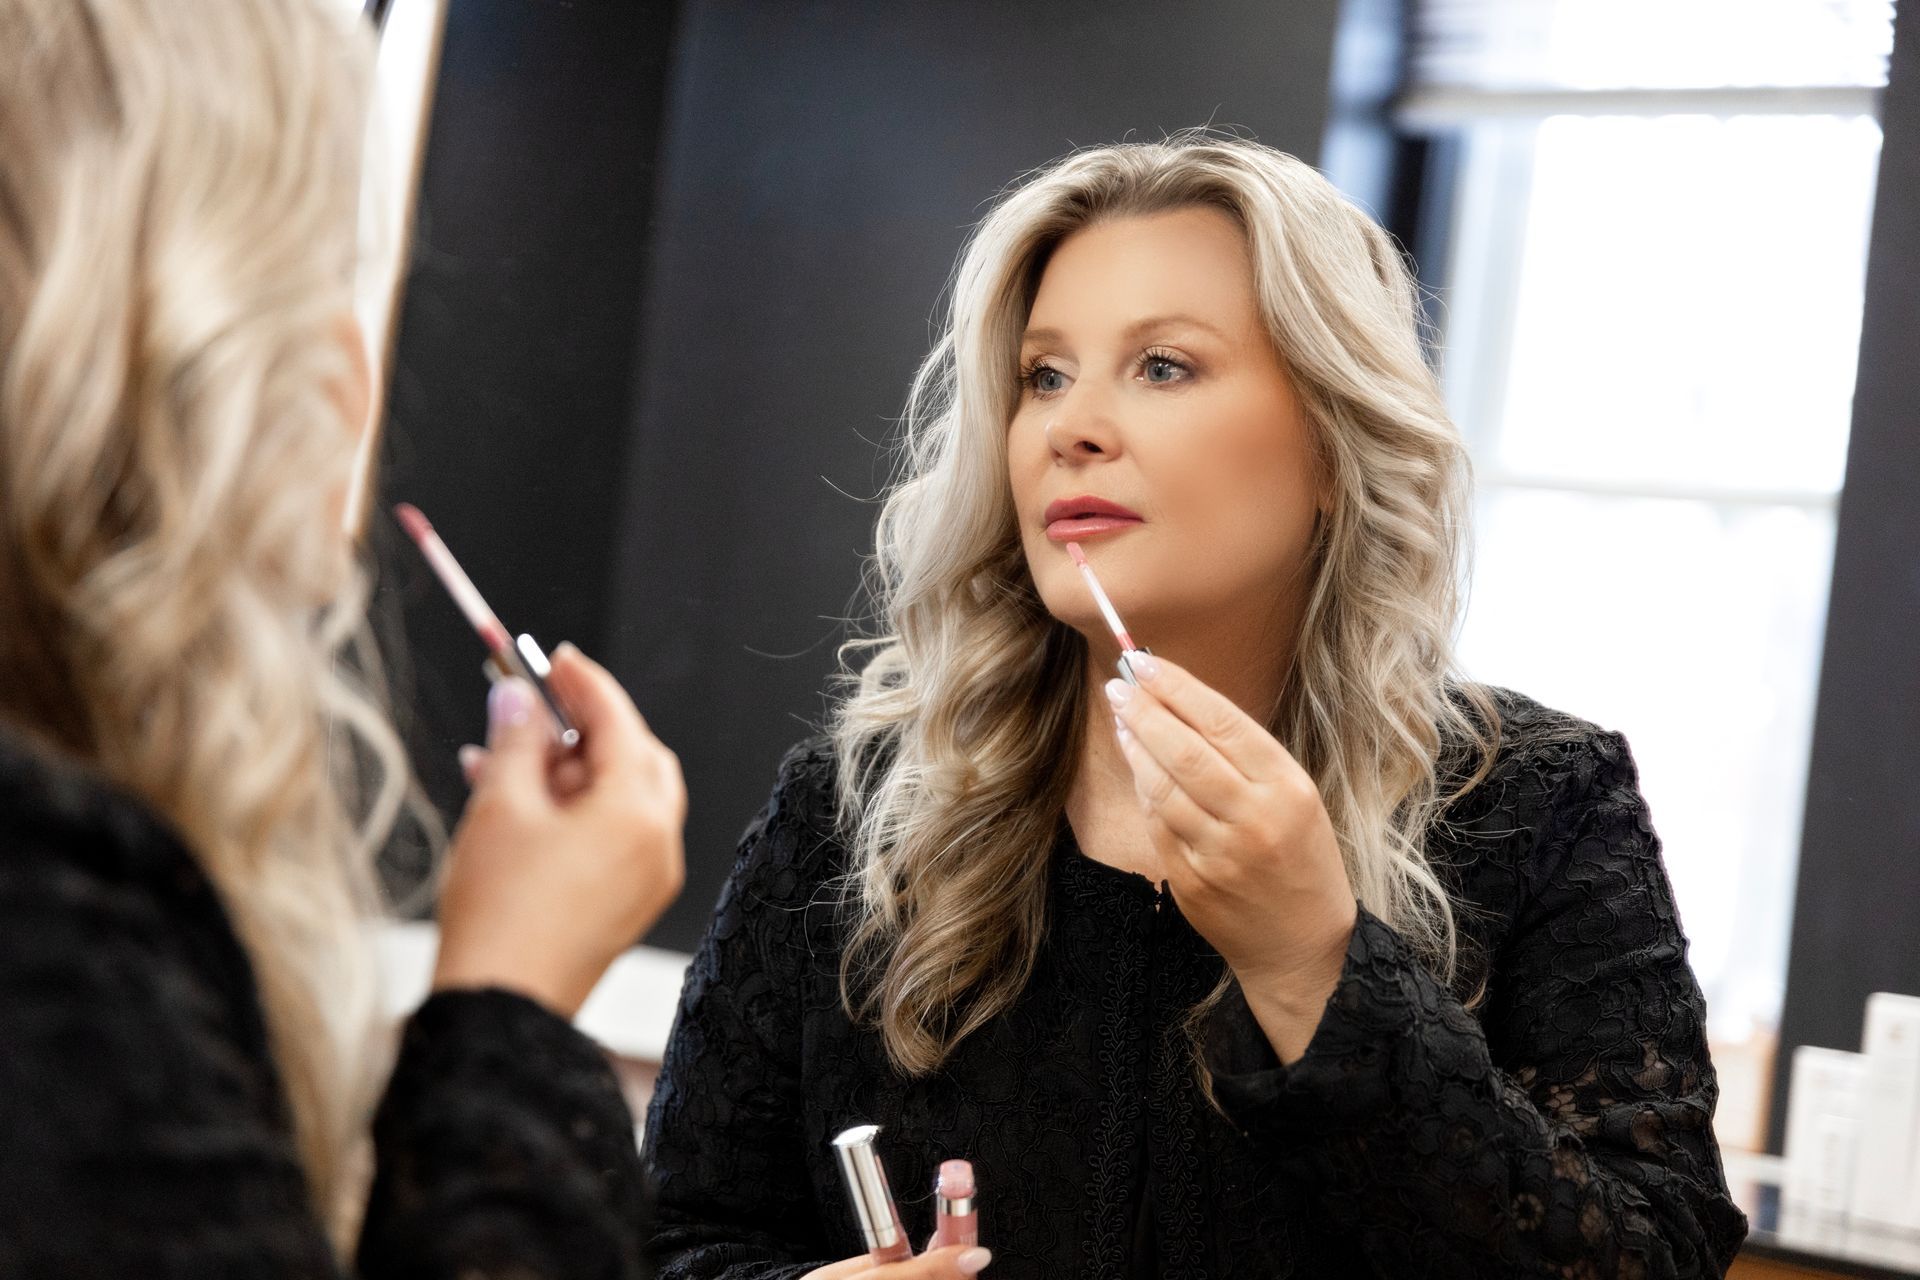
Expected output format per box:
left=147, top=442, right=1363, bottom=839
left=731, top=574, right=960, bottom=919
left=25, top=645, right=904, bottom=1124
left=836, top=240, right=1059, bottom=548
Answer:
left=642, top=689, right=1748, bottom=1278
left=0, top=729, right=650, bottom=1279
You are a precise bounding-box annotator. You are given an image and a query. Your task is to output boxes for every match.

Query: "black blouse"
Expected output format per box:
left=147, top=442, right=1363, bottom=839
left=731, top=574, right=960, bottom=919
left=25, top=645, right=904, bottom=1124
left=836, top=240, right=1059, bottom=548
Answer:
left=0, top=728, right=650, bottom=1279
left=642, top=688, right=1748, bottom=1278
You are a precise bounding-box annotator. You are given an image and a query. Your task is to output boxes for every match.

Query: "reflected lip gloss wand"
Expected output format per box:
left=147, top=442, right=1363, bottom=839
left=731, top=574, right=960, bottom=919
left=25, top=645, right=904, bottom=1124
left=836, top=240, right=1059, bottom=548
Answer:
left=1066, top=541, right=1152, bottom=685
left=394, top=503, right=580, bottom=748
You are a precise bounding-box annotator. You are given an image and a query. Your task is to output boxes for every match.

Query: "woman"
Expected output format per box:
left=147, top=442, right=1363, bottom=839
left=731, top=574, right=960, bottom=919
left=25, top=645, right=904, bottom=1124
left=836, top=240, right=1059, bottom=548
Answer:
left=643, top=135, right=1748, bottom=1277
left=0, top=1, right=682, bottom=1274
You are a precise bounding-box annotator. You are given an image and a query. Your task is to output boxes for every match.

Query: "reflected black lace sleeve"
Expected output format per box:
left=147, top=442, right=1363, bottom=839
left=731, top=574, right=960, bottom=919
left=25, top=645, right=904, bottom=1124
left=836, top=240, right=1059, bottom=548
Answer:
left=1208, top=729, right=1749, bottom=1279
left=641, top=750, right=829, bottom=1280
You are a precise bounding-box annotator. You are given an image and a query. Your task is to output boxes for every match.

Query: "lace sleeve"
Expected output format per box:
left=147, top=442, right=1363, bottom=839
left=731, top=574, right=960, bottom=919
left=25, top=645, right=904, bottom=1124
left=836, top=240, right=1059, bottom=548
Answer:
left=0, top=766, right=648, bottom=1279
left=1207, top=730, right=1749, bottom=1279
left=357, top=988, right=650, bottom=1279
left=0, top=825, right=338, bottom=1278
left=641, top=748, right=835, bottom=1280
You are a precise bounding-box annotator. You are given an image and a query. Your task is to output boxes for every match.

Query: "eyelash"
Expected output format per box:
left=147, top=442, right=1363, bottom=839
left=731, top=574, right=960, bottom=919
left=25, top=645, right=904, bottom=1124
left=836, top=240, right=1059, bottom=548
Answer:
left=1016, top=347, right=1194, bottom=395
left=1014, top=357, right=1056, bottom=394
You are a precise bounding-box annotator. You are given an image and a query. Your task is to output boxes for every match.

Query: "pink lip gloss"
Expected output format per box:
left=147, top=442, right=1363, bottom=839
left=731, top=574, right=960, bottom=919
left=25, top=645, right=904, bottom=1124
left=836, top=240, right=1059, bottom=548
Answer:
left=933, top=1159, right=977, bottom=1248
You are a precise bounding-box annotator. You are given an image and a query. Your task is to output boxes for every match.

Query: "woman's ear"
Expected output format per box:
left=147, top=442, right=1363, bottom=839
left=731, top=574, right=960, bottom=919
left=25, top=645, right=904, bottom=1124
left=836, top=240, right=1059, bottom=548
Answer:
left=329, top=311, right=373, bottom=443
left=330, top=310, right=382, bottom=541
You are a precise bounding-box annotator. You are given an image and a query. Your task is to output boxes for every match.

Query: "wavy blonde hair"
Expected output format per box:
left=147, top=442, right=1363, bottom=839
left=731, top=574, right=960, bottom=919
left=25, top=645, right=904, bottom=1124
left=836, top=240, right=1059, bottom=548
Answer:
left=0, top=0, right=402, bottom=1243
left=833, top=133, right=1499, bottom=1075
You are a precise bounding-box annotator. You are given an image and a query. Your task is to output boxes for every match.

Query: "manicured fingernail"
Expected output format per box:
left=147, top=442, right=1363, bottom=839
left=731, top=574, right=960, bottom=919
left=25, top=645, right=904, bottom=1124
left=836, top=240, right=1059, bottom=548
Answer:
left=457, top=744, right=485, bottom=773
left=488, top=678, right=533, bottom=730
left=958, top=1248, right=993, bottom=1274
left=1114, top=719, right=1132, bottom=746
left=1131, top=654, right=1160, bottom=682
left=1104, top=678, right=1132, bottom=708
left=554, top=640, right=580, bottom=660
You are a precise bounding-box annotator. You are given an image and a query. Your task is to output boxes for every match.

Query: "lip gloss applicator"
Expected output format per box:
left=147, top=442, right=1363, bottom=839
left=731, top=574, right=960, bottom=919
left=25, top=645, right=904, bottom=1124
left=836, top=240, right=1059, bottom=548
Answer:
left=1066, top=541, right=1153, bottom=686
left=394, top=503, right=581, bottom=748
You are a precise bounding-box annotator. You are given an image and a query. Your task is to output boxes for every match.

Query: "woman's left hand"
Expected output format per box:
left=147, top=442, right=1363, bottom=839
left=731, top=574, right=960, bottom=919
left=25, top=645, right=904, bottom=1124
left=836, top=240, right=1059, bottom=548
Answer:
left=1107, top=655, right=1358, bottom=1063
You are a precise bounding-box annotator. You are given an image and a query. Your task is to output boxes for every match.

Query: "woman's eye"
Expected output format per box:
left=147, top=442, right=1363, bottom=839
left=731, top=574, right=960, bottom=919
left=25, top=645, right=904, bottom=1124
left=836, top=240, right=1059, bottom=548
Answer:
left=1025, top=363, right=1066, bottom=395
left=1142, top=354, right=1188, bottom=385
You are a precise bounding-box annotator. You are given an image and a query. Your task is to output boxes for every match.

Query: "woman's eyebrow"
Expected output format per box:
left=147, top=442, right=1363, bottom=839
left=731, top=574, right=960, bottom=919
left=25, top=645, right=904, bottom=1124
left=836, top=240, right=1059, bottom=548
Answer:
left=1120, top=313, right=1229, bottom=341
left=1020, top=314, right=1229, bottom=347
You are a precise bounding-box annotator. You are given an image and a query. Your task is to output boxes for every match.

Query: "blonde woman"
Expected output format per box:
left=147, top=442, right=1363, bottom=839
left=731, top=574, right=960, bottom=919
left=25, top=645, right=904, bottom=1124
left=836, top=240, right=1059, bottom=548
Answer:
left=644, top=135, right=1747, bottom=1277
left=0, top=1, right=683, bottom=1274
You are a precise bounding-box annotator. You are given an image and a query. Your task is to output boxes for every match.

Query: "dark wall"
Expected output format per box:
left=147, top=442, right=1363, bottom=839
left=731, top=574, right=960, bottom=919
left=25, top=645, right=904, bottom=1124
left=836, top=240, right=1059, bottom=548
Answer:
left=1768, top=0, right=1920, bottom=1150
left=602, top=0, right=1346, bottom=949
left=373, top=0, right=679, bottom=877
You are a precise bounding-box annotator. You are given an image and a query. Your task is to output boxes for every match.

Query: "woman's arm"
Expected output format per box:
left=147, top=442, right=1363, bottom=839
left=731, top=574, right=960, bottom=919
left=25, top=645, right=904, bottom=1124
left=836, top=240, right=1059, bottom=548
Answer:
left=0, top=831, right=338, bottom=1278
left=0, top=817, right=649, bottom=1277
left=358, top=988, right=649, bottom=1279
left=1208, top=731, right=1749, bottom=1279
left=641, top=746, right=837, bottom=1280
left=360, top=644, right=683, bottom=1275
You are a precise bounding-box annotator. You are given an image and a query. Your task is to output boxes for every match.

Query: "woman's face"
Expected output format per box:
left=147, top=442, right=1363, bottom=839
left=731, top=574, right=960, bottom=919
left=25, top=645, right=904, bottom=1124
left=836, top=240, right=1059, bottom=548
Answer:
left=1008, top=206, right=1325, bottom=667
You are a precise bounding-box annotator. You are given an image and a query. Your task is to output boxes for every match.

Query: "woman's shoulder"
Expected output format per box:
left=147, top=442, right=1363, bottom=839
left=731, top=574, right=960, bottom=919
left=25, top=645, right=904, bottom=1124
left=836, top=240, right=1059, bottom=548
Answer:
left=0, top=725, right=217, bottom=908
left=726, top=733, right=856, bottom=898
left=766, top=732, right=840, bottom=808
left=1436, top=684, right=1654, bottom=903
left=0, top=724, right=270, bottom=1048
left=1444, top=683, right=1635, bottom=814
left=0, top=730, right=298, bottom=1232
left=0, top=728, right=254, bottom=988
left=753, top=733, right=844, bottom=846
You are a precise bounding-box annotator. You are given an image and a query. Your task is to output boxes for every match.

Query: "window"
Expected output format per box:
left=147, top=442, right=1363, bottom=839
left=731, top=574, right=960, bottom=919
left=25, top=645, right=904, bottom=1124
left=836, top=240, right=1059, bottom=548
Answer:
left=1398, top=0, right=1895, bottom=1148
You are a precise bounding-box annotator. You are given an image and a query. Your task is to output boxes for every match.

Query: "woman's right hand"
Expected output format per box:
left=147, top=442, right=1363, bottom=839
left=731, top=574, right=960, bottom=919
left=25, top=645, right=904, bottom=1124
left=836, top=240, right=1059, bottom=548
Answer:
left=432, top=643, right=686, bottom=1019
left=801, top=1246, right=992, bottom=1278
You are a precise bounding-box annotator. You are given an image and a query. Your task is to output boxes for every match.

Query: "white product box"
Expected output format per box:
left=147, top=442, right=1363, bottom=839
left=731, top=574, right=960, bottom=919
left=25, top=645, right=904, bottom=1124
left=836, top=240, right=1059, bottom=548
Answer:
left=1784, top=1045, right=1869, bottom=1218
left=1848, top=992, right=1920, bottom=1229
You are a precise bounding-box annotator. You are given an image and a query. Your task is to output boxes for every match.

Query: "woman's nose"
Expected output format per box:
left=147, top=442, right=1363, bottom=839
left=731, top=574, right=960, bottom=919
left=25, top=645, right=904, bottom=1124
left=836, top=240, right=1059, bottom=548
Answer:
left=1043, top=393, right=1122, bottom=461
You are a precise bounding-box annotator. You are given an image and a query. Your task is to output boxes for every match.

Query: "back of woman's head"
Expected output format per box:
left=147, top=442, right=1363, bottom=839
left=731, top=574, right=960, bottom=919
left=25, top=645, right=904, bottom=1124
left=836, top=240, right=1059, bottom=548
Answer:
left=0, top=0, right=399, bottom=1235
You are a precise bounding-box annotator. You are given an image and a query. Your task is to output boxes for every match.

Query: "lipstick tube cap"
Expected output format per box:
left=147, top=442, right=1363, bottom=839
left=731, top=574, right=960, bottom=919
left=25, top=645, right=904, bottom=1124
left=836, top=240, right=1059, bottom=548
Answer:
left=831, top=1124, right=906, bottom=1252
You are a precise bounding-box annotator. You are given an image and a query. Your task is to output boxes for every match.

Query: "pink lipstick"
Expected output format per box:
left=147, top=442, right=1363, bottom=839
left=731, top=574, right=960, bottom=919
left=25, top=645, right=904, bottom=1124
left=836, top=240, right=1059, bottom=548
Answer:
left=933, top=1160, right=978, bottom=1248
left=1066, top=542, right=1153, bottom=686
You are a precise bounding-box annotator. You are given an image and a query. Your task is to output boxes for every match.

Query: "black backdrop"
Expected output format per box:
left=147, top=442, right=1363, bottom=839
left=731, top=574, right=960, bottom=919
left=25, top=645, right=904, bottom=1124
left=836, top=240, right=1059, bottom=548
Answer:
left=375, top=0, right=1347, bottom=951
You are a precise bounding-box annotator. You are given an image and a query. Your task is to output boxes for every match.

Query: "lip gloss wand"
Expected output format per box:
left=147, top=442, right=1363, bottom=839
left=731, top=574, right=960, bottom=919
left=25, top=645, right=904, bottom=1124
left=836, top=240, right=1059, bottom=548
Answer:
left=394, top=503, right=581, bottom=748
left=1066, top=541, right=1153, bottom=686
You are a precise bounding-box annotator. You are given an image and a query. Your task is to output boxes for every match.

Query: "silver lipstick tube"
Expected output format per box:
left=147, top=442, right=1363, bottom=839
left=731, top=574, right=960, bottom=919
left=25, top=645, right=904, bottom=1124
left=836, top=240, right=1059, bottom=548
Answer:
left=830, top=1124, right=909, bottom=1257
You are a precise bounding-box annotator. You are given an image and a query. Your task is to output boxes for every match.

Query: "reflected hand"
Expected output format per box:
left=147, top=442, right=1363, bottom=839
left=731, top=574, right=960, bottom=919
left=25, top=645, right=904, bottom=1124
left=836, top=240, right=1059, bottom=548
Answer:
left=801, top=1246, right=992, bottom=1278
left=1107, top=655, right=1357, bottom=1061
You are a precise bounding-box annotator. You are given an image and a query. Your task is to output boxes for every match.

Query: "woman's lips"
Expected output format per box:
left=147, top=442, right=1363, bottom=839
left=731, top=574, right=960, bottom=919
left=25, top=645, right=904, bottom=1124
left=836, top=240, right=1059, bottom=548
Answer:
left=1045, top=515, right=1142, bottom=541
left=1043, top=496, right=1143, bottom=542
